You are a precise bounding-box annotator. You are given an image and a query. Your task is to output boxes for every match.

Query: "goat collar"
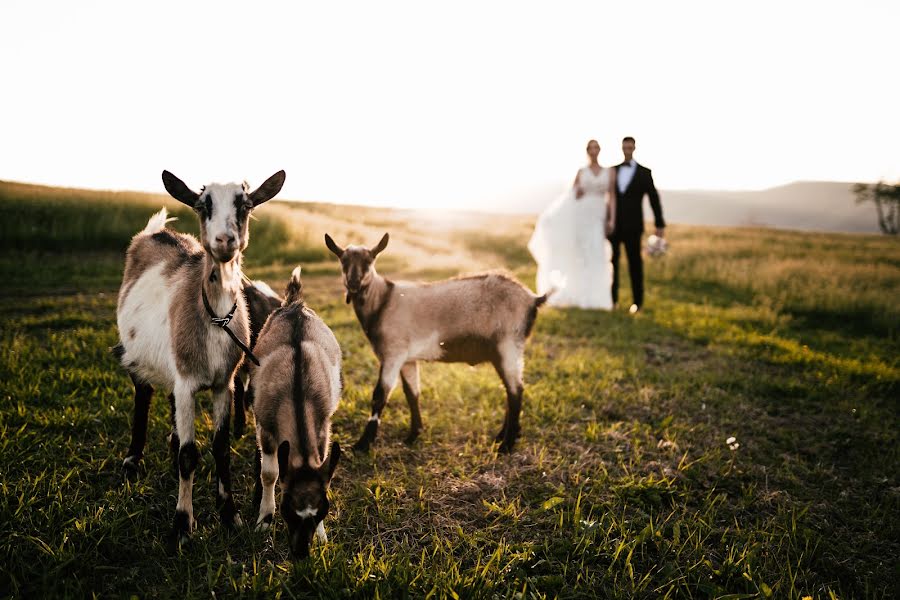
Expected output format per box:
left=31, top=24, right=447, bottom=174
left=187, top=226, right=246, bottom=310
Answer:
left=345, top=284, right=367, bottom=304
left=201, top=285, right=260, bottom=366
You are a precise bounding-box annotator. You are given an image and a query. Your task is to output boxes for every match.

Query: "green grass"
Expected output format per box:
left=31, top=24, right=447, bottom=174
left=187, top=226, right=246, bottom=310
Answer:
left=0, top=181, right=898, bottom=599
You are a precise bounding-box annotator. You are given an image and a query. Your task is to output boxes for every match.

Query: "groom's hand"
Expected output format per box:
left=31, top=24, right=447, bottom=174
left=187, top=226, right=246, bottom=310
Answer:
left=655, top=227, right=665, bottom=238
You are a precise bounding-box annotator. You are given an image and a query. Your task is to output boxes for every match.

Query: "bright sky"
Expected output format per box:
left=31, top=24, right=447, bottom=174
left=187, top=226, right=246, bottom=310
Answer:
left=1, top=1, right=897, bottom=211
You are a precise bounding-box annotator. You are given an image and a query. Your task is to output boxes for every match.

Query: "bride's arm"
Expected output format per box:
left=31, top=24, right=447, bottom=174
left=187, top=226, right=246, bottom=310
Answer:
left=606, top=167, right=617, bottom=233
left=573, top=169, right=584, bottom=199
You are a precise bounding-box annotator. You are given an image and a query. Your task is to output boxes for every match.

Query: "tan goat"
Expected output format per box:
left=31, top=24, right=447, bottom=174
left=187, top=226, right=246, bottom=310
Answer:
left=325, top=233, right=553, bottom=453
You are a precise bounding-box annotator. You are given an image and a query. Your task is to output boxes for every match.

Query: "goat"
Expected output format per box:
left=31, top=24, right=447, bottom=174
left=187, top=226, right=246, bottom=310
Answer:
left=114, top=169, right=285, bottom=544
left=325, top=232, right=552, bottom=453
left=249, top=266, right=343, bottom=558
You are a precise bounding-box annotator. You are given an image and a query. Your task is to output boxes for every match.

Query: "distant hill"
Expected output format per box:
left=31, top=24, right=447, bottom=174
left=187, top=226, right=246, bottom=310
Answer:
left=504, top=181, right=877, bottom=234
left=661, top=181, right=878, bottom=234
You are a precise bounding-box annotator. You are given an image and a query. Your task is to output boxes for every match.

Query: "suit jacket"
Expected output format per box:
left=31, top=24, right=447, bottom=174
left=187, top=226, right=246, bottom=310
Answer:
left=614, top=162, right=665, bottom=234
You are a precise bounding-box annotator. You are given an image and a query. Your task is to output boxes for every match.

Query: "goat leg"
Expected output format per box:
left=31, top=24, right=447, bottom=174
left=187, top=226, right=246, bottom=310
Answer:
left=233, top=374, right=247, bottom=439
left=494, top=347, right=524, bottom=453
left=213, top=388, right=242, bottom=529
left=354, top=362, right=401, bottom=452
left=168, top=393, right=180, bottom=480
left=172, top=383, right=197, bottom=546
left=122, top=373, right=153, bottom=481
left=400, top=362, right=423, bottom=445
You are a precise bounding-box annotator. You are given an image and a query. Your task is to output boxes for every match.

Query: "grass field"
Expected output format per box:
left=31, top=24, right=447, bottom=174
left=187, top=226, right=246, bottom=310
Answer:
left=1, top=181, right=898, bottom=599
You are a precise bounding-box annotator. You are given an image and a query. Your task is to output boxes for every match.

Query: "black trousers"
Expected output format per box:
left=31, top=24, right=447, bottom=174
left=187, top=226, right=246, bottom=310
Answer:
left=609, top=230, right=643, bottom=308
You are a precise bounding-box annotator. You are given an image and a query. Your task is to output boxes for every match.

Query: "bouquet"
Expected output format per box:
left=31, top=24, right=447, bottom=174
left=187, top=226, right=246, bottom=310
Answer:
left=645, top=234, right=668, bottom=257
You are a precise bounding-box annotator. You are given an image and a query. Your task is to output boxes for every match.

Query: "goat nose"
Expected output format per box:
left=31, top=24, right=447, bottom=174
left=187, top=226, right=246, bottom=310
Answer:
left=216, top=233, right=236, bottom=246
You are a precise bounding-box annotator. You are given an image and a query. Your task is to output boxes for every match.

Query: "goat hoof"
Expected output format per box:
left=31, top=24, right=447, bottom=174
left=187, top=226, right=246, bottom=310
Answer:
left=255, top=514, right=273, bottom=532
left=218, top=497, right=242, bottom=529
left=403, top=431, right=421, bottom=446
left=230, top=512, right=244, bottom=528
left=352, top=438, right=372, bottom=453
left=496, top=433, right=518, bottom=453
left=122, top=456, right=141, bottom=482
left=221, top=510, right=242, bottom=530
left=172, top=511, right=195, bottom=548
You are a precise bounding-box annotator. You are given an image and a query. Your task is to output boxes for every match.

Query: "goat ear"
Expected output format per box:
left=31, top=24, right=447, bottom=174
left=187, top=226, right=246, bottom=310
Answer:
left=162, top=170, right=200, bottom=207
left=371, top=233, right=389, bottom=257
left=277, top=440, right=290, bottom=482
left=249, top=170, right=286, bottom=207
left=321, top=441, right=341, bottom=484
left=324, top=234, right=344, bottom=258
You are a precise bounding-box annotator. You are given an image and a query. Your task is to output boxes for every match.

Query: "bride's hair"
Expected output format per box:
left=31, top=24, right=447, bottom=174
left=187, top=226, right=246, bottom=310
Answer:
left=586, top=139, right=600, bottom=153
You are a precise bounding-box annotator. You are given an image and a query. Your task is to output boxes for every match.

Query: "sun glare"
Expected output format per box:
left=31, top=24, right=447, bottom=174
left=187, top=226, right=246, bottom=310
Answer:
left=0, top=1, right=897, bottom=212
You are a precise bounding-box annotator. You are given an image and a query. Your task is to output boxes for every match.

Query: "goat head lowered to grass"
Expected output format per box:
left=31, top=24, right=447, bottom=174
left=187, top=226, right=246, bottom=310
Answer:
left=325, top=232, right=554, bottom=454
left=247, top=266, right=343, bottom=559
left=113, top=169, right=284, bottom=545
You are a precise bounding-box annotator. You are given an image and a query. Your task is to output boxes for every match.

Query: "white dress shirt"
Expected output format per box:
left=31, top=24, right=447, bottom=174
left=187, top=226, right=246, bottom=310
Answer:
left=617, top=160, right=637, bottom=194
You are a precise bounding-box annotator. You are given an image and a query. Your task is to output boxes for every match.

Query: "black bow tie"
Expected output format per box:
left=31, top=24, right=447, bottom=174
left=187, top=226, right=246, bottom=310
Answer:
left=623, top=161, right=634, bottom=168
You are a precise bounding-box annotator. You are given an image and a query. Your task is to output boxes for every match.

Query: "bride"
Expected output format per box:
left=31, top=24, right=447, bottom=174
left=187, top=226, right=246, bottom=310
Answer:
left=528, top=139, right=617, bottom=309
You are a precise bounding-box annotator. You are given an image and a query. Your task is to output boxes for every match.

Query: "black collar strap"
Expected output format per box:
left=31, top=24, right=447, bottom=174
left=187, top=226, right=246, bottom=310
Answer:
left=201, top=286, right=260, bottom=366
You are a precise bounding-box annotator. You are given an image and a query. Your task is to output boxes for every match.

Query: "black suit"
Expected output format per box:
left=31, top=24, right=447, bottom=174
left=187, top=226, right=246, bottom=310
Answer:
left=609, top=162, right=664, bottom=308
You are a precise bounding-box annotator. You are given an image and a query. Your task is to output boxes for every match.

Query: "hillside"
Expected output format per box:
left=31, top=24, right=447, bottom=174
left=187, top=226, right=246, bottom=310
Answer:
left=496, top=180, right=876, bottom=234
left=662, top=181, right=875, bottom=233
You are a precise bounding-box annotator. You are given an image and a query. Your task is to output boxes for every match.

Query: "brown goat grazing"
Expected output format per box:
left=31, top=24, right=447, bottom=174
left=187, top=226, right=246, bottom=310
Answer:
left=325, top=233, right=553, bottom=453
left=249, top=267, right=343, bottom=558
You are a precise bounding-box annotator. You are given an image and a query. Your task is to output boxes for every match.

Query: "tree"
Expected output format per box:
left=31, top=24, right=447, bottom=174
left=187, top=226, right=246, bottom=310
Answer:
left=854, top=181, right=900, bottom=235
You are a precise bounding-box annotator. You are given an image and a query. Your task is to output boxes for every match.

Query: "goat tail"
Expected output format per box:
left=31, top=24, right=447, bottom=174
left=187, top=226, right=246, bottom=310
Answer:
left=143, top=207, right=176, bottom=234
left=283, top=266, right=303, bottom=305
left=535, top=287, right=557, bottom=308
left=534, top=270, right=565, bottom=307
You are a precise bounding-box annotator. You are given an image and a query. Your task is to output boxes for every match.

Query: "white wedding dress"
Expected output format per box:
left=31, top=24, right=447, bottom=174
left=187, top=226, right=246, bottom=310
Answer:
left=528, top=166, right=614, bottom=309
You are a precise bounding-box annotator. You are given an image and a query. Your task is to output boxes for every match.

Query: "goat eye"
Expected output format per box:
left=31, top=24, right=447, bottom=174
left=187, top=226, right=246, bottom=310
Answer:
left=203, top=196, right=213, bottom=217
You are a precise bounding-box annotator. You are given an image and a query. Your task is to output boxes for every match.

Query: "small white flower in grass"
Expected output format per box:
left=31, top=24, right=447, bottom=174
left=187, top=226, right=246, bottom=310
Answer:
left=726, top=436, right=740, bottom=451
left=657, top=439, right=678, bottom=451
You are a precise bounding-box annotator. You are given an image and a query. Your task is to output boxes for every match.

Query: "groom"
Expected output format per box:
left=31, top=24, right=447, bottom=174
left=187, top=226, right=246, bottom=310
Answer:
left=610, top=136, right=665, bottom=313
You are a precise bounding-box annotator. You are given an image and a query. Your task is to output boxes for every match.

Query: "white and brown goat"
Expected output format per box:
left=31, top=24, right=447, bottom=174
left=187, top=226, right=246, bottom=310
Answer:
left=114, top=169, right=285, bottom=543
left=325, top=233, right=552, bottom=453
left=249, top=267, right=343, bottom=558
